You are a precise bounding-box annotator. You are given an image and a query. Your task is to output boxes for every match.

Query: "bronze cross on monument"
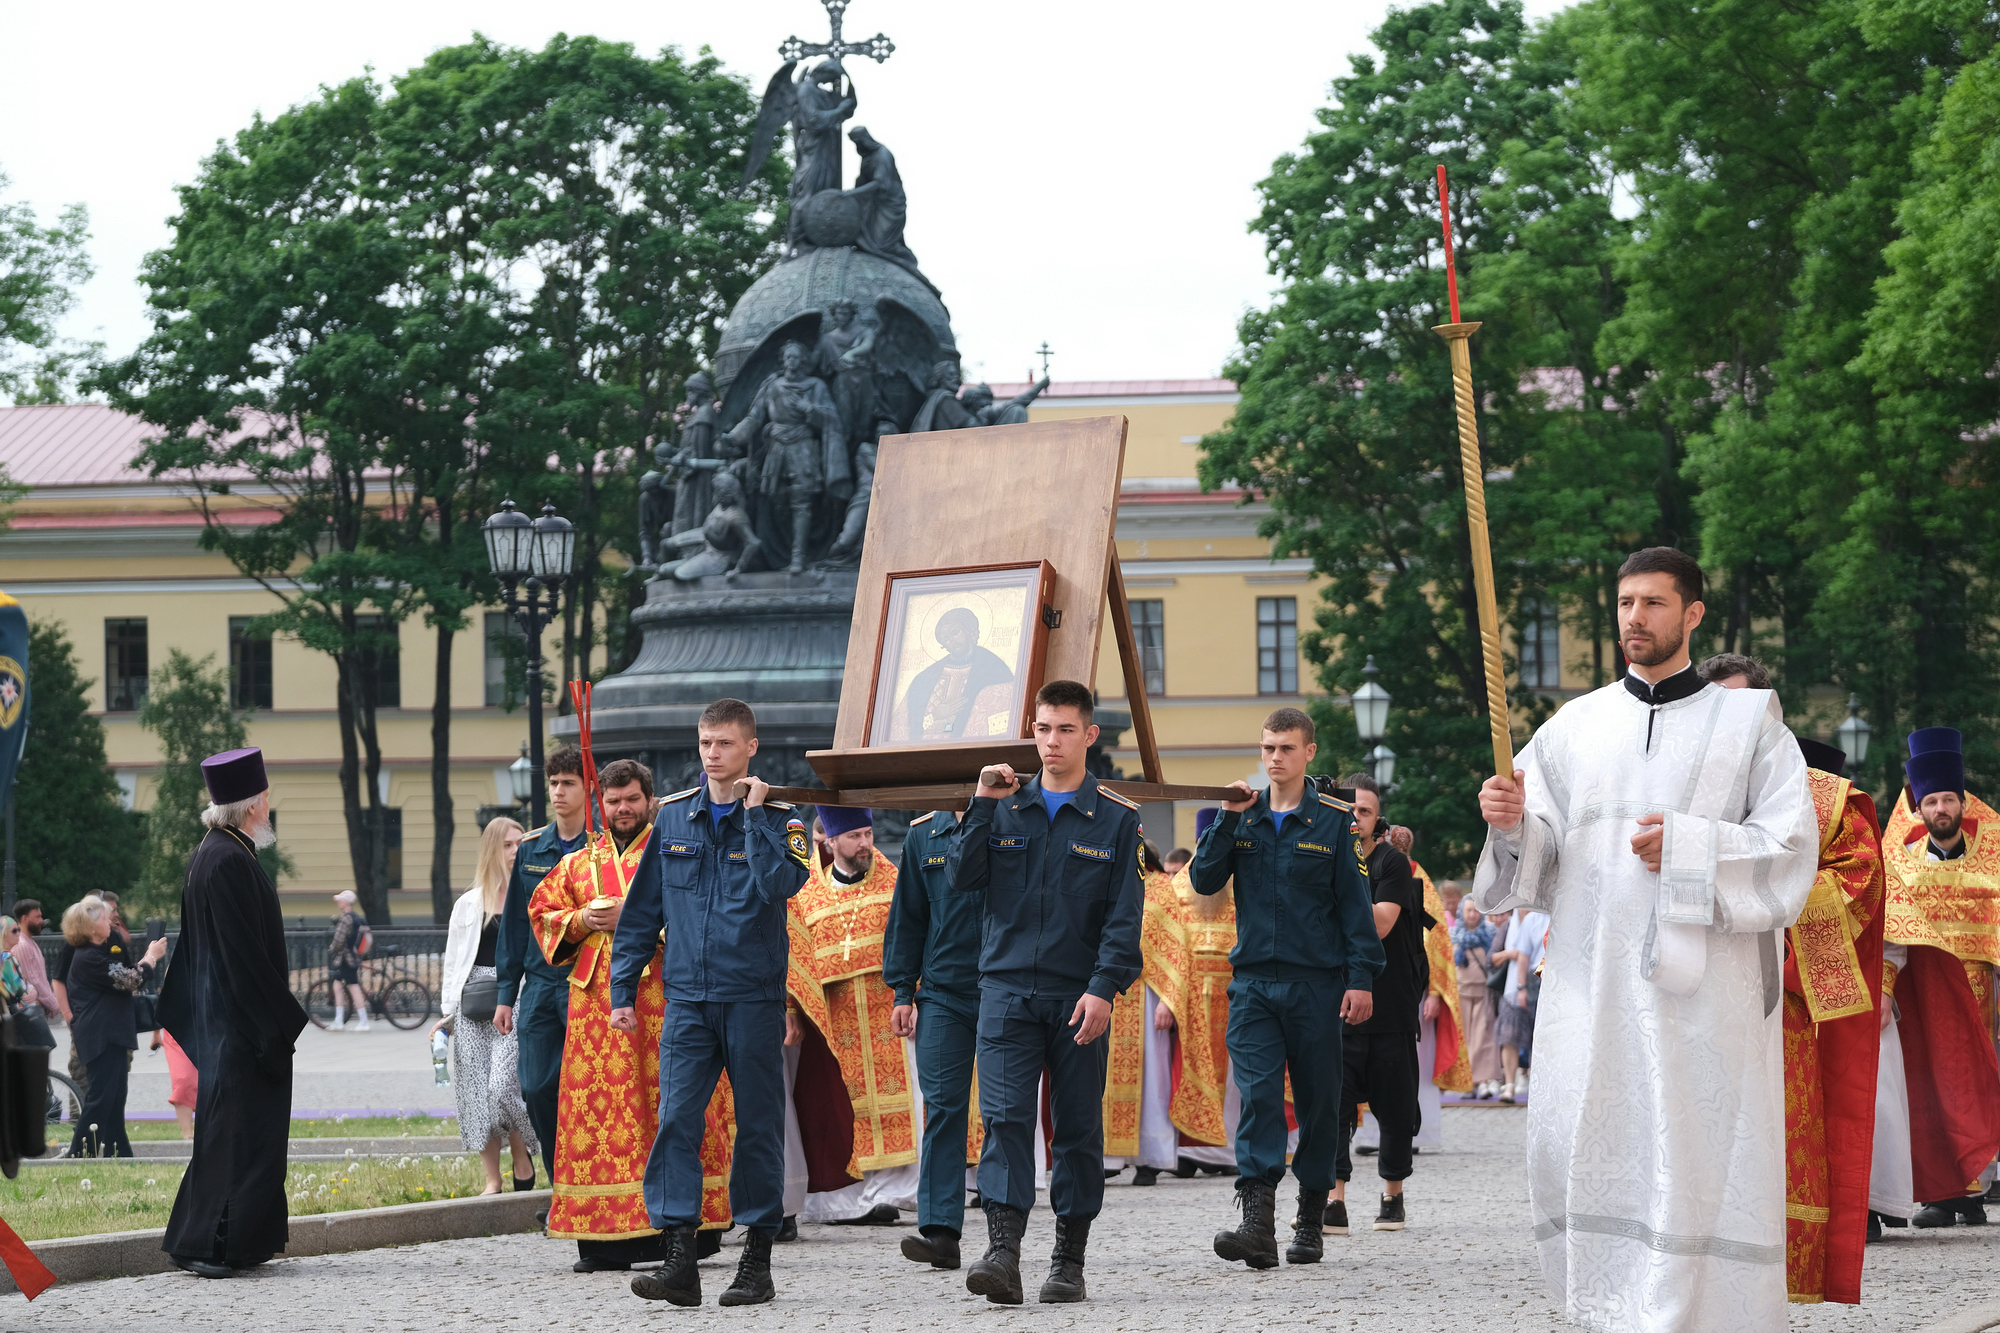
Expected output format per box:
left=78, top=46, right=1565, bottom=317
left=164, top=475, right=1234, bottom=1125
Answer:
left=780, top=0, right=895, bottom=64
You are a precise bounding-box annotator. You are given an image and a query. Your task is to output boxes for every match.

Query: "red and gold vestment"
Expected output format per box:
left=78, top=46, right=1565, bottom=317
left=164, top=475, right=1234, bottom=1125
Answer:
left=1413, top=859, right=1472, bottom=1095
left=1102, top=870, right=1184, bottom=1156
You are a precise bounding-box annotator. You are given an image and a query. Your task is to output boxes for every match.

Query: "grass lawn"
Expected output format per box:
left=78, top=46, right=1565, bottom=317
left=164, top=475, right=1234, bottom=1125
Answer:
left=106, top=1113, right=460, bottom=1144
left=1, top=1153, right=544, bottom=1243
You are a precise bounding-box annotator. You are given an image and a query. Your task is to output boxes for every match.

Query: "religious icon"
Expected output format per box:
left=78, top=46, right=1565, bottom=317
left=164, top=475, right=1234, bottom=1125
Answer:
left=865, top=562, right=1056, bottom=748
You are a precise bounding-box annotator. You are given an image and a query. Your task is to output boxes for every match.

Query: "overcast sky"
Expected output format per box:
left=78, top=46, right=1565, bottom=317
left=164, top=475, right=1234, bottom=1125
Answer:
left=1, top=0, right=1562, bottom=386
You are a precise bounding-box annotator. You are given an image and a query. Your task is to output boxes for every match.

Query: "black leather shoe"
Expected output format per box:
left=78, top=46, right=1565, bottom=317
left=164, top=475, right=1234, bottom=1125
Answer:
left=1038, top=1215, right=1089, bottom=1303
left=1213, top=1179, right=1280, bottom=1269
left=573, top=1255, right=631, bottom=1272
left=1286, top=1190, right=1326, bottom=1263
left=1866, top=1211, right=1884, bottom=1244
left=1373, top=1193, right=1406, bottom=1231
left=901, top=1228, right=961, bottom=1269
left=512, top=1175, right=537, bottom=1192
left=1913, top=1202, right=1958, bottom=1228
left=1132, top=1166, right=1160, bottom=1187
left=775, top=1215, right=799, bottom=1243
left=696, top=1228, right=724, bottom=1259
left=630, top=1226, right=701, bottom=1306
left=718, top=1229, right=775, bottom=1306
left=1200, top=1162, right=1239, bottom=1176
left=1173, top=1156, right=1200, bottom=1178
left=965, top=1204, right=1026, bottom=1305
left=1323, top=1199, right=1350, bottom=1236
left=829, top=1203, right=900, bottom=1226
left=174, top=1257, right=234, bottom=1279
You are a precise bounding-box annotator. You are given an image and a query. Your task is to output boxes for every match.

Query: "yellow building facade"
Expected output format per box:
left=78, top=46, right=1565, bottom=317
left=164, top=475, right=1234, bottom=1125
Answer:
left=5, top=385, right=1540, bottom=905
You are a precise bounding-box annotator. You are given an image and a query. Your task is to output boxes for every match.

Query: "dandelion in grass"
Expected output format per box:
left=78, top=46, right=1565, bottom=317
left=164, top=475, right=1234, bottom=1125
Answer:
left=79, top=1179, right=92, bottom=1192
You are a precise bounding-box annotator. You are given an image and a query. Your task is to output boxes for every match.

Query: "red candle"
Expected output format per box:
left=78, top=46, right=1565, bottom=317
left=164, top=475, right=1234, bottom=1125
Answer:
left=1436, top=164, right=1461, bottom=323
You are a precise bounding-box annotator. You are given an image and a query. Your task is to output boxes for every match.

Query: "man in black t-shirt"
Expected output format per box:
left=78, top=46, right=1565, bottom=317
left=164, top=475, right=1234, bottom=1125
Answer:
left=1329, top=774, right=1431, bottom=1236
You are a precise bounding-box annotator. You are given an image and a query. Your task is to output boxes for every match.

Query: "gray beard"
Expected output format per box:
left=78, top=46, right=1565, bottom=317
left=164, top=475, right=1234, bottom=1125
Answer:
left=246, top=820, right=278, bottom=850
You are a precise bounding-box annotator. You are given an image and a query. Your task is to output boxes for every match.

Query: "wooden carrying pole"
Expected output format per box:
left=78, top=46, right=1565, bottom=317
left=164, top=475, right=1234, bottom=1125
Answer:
left=1434, top=165, right=1514, bottom=780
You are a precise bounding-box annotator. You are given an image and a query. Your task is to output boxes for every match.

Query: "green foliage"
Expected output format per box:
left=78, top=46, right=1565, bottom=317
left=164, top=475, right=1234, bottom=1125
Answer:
left=134, top=650, right=292, bottom=915
left=12, top=620, right=141, bottom=914
left=0, top=168, right=100, bottom=404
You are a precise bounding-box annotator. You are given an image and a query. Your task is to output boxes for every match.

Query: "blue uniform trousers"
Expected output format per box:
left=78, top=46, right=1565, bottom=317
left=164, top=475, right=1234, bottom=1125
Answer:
left=975, top=990, right=1109, bottom=1220
left=1227, top=972, right=1346, bottom=1190
left=914, top=989, right=979, bottom=1236
left=514, top=972, right=569, bottom=1183
left=645, top=999, right=787, bottom=1233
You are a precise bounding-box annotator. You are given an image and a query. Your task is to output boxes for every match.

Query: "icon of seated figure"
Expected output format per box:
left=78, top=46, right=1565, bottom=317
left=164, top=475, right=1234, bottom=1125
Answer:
left=900, top=607, right=1016, bottom=741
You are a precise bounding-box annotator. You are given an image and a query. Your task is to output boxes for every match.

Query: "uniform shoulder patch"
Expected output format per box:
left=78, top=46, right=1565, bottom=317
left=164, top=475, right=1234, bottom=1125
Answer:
left=786, top=820, right=811, bottom=868
left=525, top=823, right=551, bottom=838
left=1099, top=788, right=1140, bottom=812
left=661, top=787, right=700, bottom=804
left=908, top=811, right=937, bottom=826
left=1317, top=793, right=1354, bottom=812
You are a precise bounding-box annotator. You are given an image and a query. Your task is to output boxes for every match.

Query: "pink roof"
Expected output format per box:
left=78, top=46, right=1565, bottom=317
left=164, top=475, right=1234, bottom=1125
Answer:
left=0, top=404, right=166, bottom=488
left=983, top=378, right=1238, bottom=399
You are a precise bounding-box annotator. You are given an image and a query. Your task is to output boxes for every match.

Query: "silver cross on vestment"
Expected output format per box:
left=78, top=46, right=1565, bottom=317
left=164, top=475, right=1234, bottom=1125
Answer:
left=779, top=0, right=896, bottom=64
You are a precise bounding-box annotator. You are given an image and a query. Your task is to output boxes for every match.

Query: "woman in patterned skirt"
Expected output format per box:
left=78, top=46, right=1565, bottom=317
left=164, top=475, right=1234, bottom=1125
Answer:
left=435, top=816, right=539, bottom=1192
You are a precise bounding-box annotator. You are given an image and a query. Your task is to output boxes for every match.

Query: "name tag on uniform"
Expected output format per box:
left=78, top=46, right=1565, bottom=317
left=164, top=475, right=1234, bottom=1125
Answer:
left=924, top=855, right=948, bottom=867
left=661, top=842, right=701, bottom=857
left=1068, top=841, right=1113, bottom=862
left=1235, top=839, right=1259, bottom=851
left=989, top=836, right=1026, bottom=851
left=726, top=849, right=748, bottom=863
left=525, top=861, right=555, bottom=875
left=1295, top=842, right=1334, bottom=856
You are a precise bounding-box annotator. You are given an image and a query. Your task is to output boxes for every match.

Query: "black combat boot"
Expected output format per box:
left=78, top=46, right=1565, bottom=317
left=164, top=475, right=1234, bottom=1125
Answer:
left=1038, top=1215, right=1090, bottom=1303
left=900, top=1227, right=962, bottom=1269
left=629, top=1225, right=701, bottom=1306
left=718, top=1229, right=776, bottom=1306
left=964, top=1204, right=1027, bottom=1305
left=1286, top=1190, right=1327, bottom=1264
left=1212, top=1178, right=1280, bottom=1269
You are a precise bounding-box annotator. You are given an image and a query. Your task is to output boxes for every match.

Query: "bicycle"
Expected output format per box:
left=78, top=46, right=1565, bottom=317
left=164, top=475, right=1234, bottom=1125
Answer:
left=44, top=1070, right=84, bottom=1157
left=303, top=945, right=433, bottom=1031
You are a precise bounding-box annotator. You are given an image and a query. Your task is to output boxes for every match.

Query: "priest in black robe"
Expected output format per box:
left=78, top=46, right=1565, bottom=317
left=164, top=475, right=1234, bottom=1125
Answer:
left=159, top=746, right=309, bottom=1278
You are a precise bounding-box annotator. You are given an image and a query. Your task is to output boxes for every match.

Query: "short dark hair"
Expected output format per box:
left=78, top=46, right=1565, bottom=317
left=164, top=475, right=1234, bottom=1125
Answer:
left=545, top=745, right=585, bottom=780
left=1617, top=546, right=1704, bottom=608
left=1340, top=772, right=1380, bottom=799
left=1164, top=849, right=1191, bottom=870
left=1262, top=706, right=1315, bottom=743
left=1035, top=679, right=1094, bottom=721
left=699, top=698, right=758, bottom=738
left=10, top=899, right=39, bottom=918
left=598, top=758, right=654, bottom=801
left=1697, top=652, right=1769, bottom=689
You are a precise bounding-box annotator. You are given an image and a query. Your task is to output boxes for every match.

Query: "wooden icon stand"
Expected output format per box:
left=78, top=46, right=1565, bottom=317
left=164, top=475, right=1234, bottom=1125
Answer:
left=752, top=414, right=1239, bottom=811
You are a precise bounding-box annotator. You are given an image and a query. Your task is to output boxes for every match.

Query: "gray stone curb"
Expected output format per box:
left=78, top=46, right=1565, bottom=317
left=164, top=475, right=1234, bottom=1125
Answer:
left=1916, top=1299, right=2000, bottom=1333
left=0, top=1188, right=549, bottom=1291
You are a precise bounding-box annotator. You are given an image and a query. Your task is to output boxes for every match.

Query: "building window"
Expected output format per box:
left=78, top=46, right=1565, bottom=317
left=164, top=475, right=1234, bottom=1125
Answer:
left=382, top=808, right=403, bottom=891
left=1520, top=596, right=1562, bottom=689
left=485, top=612, right=527, bottom=709
left=1129, top=599, right=1166, bottom=695
left=354, top=615, right=401, bottom=709
left=105, top=618, right=149, bottom=712
left=1257, top=597, right=1298, bottom=695
left=229, top=617, right=274, bottom=710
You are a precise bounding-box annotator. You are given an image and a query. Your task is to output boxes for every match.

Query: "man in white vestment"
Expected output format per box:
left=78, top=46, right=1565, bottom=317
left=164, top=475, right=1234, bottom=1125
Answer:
left=1474, top=547, right=1817, bottom=1333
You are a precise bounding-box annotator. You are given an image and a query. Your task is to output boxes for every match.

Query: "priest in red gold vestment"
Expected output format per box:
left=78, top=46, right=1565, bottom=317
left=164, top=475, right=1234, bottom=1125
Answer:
left=530, top=761, right=732, bottom=1271
left=1877, top=727, right=2000, bottom=1230
left=790, top=806, right=920, bottom=1223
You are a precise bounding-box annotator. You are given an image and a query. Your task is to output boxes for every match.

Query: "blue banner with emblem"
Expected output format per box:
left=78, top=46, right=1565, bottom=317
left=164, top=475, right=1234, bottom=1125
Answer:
left=0, top=591, right=26, bottom=819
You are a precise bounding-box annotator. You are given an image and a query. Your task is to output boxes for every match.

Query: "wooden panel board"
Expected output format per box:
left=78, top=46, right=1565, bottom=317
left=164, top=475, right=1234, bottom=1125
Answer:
left=807, top=739, right=1040, bottom=790
left=756, top=779, right=1244, bottom=813
left=832, top=416, right=1129, bottom=751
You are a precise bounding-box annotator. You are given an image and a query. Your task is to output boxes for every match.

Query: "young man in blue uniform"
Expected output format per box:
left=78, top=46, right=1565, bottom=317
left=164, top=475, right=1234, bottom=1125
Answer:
left=950, top=679, right=1146, bottom=1305
left=1193, top=707, right=1382, bottom=1270
left=613, top=699, right=812, bottom=1308
left=493, top=744, right=590, bottom=1189
left=883, top=807, right=976, bottom=1270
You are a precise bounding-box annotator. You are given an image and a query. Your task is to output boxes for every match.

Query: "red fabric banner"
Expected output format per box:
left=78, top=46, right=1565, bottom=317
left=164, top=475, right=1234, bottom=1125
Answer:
left=0, top=1218, right=55, bottom=1300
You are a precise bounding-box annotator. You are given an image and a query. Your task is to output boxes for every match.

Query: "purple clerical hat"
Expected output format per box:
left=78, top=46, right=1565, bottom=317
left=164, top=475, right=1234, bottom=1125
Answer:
left=201, top=747, right=268, bottom=804
left=817, top=805, right=873, bottom=838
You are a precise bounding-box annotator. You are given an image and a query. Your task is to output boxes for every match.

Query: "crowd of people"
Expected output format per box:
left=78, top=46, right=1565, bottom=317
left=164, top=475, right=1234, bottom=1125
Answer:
left=74, top=542, right=1994, bottom=1333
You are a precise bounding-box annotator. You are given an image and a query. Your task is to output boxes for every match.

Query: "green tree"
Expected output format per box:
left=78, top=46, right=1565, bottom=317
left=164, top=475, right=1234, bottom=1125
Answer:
left=11, top=620, right=141, bottom=914
left=1202, top=0, right=1644, bottom=873
left=0, top=169, right=99, bottom=405
left=134, top=650, right=293, bottom=916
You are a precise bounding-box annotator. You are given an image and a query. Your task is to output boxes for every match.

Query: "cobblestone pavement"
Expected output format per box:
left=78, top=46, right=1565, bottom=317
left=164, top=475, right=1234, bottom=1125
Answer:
left=18, top=1108, right=1995, bottom=1331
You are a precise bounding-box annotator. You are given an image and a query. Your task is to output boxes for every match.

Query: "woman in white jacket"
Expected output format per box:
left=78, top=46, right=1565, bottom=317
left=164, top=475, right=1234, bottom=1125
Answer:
left=432, top=816, right=538, bottom=1193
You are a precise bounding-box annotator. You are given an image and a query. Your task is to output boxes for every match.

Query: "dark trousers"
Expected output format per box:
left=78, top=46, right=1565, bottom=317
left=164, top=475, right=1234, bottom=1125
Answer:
left=647, top=999, right=787, bottom=1233
left=1336, top=1028, right=1421, bottom=1184
left=514, top=972, right=568, bottom=1184
left=1227, top=973, right=1346, bottom=1190
left=71, top=1046, right=133, bottom=1158
left=914, top=989, right=978, bottom=1236
left=975, top=989, right=1109, bottom=1220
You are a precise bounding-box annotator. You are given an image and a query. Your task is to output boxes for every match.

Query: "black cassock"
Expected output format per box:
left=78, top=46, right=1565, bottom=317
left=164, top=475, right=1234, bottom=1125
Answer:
left=159, top=826, right=309, bottom=1267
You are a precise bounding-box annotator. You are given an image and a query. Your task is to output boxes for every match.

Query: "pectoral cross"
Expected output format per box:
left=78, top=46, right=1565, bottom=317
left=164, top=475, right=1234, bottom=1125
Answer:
left=780, top=0, right=895, bottom=64
left=843, top=923, right=855, bottom=961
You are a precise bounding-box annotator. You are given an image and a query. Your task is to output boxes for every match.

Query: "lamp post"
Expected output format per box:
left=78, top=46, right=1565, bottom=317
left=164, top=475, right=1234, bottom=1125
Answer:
left=509, top=743, right=535, bottom=814
left=484, top=499, right=574, bottom=828
left=1834, top=694, right=1872, bottom=772
left=1352, top=655, right=1395, bottom=786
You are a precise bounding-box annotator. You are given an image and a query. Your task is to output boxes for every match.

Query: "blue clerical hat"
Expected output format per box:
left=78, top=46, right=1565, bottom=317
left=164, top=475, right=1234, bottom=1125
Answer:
left=1195, top=807, right=1219, bottom=841
left=200, top=747, right=267, bottom=804
left=1905, top=727, right=1964, bottom=802
left=817, top=805, right=873, bottom=838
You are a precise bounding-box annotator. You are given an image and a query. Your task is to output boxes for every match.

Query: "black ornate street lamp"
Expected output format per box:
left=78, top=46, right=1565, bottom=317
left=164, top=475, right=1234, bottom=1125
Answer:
left=483, top=500, right=574, bottom=827
left=1352, top=655, right=1397, bottom=787
left=1834, top=694, right=1873, bottom=772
